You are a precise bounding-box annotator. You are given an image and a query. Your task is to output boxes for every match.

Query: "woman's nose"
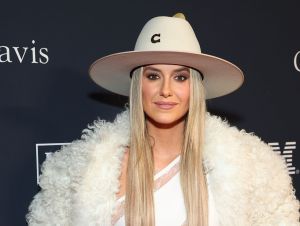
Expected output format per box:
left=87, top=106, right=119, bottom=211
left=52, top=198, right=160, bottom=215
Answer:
left=160, top=78, right=172, bottom=97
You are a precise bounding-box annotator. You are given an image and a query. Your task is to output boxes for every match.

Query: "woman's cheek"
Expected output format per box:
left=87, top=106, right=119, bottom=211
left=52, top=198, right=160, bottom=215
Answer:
left=176, top=83, right=190, bottom=101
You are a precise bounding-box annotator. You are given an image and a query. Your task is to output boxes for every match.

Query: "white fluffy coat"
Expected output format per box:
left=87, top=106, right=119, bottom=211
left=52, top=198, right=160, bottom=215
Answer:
left=27, top=110, right=300, bottom=226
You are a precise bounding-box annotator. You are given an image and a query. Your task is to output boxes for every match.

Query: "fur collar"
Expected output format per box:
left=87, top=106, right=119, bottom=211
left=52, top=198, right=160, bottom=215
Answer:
left=69, top=110, right=254, bottom=225
left=29, top=110, right=299, bottom=226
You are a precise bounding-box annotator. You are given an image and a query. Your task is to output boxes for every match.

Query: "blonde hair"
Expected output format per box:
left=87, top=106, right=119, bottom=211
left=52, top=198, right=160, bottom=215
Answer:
left=125, top=66, right=208, bottom=226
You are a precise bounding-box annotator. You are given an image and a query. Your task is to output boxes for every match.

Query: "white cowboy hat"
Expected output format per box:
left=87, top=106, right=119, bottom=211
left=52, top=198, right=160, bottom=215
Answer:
left=89, top=13, right=244, bottom=99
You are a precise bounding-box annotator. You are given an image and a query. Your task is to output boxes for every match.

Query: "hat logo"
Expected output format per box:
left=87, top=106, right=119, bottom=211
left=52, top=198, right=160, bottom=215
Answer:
left=151, top=33, right=160, bottom=43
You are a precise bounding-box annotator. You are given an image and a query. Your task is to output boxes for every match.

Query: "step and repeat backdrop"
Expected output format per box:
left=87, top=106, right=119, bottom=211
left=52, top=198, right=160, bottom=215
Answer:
left=0, top=0, right=299, bottom=225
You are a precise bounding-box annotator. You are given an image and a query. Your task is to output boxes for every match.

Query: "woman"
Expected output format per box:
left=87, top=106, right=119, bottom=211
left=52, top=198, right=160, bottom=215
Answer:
left=27, top=13, right=300, bottom=226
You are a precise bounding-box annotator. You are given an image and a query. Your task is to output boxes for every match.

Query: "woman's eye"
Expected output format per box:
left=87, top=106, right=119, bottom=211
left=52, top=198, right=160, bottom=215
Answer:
left=175, top=75, right=188, bottom=81
left=146, top=74, right=160, bottom=80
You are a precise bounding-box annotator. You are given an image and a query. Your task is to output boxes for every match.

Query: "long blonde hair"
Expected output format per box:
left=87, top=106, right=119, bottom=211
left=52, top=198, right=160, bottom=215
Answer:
left=125, top=66, right=208, bottom=226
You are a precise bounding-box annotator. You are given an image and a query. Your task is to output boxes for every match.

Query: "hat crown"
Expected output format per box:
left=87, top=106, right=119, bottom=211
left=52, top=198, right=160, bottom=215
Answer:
left=134, top=16, right=201, bottom=53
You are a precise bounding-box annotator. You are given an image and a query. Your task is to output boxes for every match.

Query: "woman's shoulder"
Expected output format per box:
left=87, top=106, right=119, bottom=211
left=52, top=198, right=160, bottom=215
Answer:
left=39, top=110, right=130, bottom=186
left=205, top=112, right=273, bottom=151
left=204, top=112, right=288, bottom=172
left=204, top=112, right=299, bottom=224
left=27, top=110, right=130, bottom=225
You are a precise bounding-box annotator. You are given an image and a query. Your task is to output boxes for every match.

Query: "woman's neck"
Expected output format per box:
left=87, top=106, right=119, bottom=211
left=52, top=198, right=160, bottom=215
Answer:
left=146, top=118, right=185, bottom=161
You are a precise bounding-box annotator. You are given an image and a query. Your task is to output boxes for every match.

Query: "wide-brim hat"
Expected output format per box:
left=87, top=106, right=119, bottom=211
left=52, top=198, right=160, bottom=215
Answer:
left=89, top=13, right=244, bottom=99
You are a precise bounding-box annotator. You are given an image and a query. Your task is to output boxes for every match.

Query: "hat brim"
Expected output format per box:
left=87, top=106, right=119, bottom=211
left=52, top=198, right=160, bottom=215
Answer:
left=89, top=51, right=244, bottom=99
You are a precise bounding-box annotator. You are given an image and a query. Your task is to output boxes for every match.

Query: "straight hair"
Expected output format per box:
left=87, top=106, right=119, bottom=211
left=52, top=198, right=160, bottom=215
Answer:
left=125, top=66, right=208, bottom=226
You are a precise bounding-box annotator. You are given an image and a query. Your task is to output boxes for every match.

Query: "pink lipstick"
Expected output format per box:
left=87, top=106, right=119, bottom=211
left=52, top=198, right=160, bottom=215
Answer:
left=154, top=101, right=178, bottom=110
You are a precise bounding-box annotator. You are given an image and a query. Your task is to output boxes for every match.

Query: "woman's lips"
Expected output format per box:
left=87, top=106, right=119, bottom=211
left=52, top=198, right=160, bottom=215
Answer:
left=154, top=101, right=178, bottom=110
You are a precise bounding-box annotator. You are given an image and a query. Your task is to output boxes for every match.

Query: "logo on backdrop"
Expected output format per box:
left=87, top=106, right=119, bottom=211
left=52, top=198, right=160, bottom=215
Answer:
left=35, top=140, right=299, bottom=185
left=0, top=40, right=49, bottom=64
left=35, top=143, right=70, bottom=184
left=268, top=141, right=298, bottom=175
left=294, top=51, right=300, bottom=72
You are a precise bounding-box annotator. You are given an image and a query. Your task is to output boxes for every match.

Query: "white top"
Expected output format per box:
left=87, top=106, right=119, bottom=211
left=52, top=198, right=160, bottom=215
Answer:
left=113, top=155, right=219, bottom=226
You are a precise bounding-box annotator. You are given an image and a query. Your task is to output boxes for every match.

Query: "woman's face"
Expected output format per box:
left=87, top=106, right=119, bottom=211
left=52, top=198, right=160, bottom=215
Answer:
left=142, top=64, right=190, bottom=126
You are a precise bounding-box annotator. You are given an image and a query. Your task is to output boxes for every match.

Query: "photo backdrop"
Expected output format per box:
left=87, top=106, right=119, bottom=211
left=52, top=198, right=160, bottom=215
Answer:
left=0, top=1, right=299, bottom=225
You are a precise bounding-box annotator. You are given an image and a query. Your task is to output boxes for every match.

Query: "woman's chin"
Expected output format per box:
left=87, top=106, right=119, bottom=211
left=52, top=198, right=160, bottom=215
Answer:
left=145, top=114, right=186, bottom=129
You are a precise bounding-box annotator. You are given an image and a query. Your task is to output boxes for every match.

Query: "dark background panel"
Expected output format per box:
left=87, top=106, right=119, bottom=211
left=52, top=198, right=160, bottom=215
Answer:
left=0, top=0, right=299, bottom=225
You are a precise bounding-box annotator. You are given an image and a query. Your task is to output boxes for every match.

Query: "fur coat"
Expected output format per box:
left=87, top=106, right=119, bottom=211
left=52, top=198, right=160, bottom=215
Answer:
left=26, top=110, right=300, bottom=226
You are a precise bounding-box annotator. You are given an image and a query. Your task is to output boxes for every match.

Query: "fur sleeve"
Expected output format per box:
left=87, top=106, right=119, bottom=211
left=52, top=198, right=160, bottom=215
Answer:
left=26, top=144, right=74, bottom=226
left=246, top=134, right=300, bottom=225
left=26, top=110, right=130, bottom=226
left=26, top=136, right=92, bottom=226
